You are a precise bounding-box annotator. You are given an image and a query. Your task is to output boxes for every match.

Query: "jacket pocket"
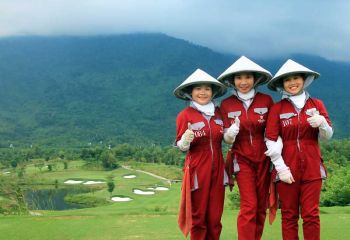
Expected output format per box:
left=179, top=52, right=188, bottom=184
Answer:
left=280, top=112, right=297, bottom=119
left=214, top=119, right=223, bottom=126
left=254, top=107, right=268, bottom=115
left=191, top=121, right=205, bottom=130
left=228, top=111, right=241, bottom=118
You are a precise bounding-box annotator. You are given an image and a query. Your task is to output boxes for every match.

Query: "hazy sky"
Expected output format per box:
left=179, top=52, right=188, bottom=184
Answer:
left=1, top=0, right=350, bottom=62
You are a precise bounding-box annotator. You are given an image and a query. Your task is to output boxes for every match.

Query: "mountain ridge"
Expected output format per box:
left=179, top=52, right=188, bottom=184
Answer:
left=0, top=33, right=348, bottom=147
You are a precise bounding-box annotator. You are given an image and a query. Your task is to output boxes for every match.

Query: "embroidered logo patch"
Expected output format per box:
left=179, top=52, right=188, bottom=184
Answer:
left=258, top=115, right=265, bottom=123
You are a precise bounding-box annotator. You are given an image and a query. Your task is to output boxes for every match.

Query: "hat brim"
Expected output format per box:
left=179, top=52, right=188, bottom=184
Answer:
left=174, top=81, right=227, bottom=100
left=267, top=71, right=320, bottom=91
left=218, top=70, right=272, bottom=87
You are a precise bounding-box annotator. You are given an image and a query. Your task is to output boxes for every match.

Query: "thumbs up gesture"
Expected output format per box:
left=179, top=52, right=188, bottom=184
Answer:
left=307, top=112, right=326, bottom=128
left=182, top=123, right=195, bottom=144
left=227, top=117, right=240, bottom=138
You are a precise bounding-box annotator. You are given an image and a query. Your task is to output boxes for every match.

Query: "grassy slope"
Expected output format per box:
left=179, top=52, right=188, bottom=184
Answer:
left=0, top=162, right=349, bottom=239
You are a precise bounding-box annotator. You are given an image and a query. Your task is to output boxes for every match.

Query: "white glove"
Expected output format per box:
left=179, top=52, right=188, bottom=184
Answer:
left=307, top=113, right=333, bottom=140
left=265, top=137, right=293, bottom=183
left=269, top=154, right=288, bottom=172
left=224, top=117, right=240, bottom=144
left=307, top=114, right=326, bottom=128
left=177, top=123, right=194, bottom=151
left=278, top=167, right=295, bottom=184
left=265, top=136, right=283, bottom=159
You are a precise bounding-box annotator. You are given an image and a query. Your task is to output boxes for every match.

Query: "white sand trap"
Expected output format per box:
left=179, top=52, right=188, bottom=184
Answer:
left=83, top=181, right=105, bottom=185
left=3, top=171, right=10, bottom=175
left=64, top=180, right=84, bottom=184
left=29, top=211, right=42, bottom=216
left=123, top=174, right=136, bottom=179
left=147, top=186, right=169, bottom=191
left=111, top=196, right=133, bottom=202
left=133, top=189, right=155, bottom=195
left=154, top=187, right=169, bottom=191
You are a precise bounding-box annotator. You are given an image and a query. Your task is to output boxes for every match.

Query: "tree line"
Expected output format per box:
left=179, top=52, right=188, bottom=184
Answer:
left=0, top=140, right=349, bottom=207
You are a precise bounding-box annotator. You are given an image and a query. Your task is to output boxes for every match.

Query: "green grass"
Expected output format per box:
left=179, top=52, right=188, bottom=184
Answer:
left=0, top=161, right=349, bottom=239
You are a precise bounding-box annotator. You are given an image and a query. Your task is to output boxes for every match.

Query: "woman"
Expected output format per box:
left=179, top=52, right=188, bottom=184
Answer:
left=174, top=68, right=227, bottom=239
left=218, top=56, right=273, bottom=240
left=265, top=59, right=333, bottom=240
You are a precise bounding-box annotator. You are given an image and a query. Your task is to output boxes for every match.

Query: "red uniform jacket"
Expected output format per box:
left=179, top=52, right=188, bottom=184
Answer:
left=220, top=92, right=274, bottom=163
left=265, top=97, right=331, bottom=181
left=176, top=106, right=226, bottom=236
left=176, top=106, right=225, bottom=188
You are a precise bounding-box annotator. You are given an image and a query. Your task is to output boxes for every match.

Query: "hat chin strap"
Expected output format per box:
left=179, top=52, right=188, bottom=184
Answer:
left=224, top=80, right=234, bottom=88
left=253, top=75, right=264, bottom=87
left=183, top=92, right=192, bottom=100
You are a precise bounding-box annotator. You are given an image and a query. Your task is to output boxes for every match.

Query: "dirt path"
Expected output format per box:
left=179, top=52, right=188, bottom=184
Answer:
left=121, top=165, right=172, bottom=185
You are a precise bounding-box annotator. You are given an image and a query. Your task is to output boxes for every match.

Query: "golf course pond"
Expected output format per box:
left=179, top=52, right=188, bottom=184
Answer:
left=24, top=187, right=91, bottom=210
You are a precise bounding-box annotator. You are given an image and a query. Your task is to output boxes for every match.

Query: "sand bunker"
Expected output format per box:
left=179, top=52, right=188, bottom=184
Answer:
left=154, top=186, right=169, bottom=191
left=83, top=181, right=105, bottom=185
left=29, top=211, right=42, bottom=216
left=133, top=189, right=155, bottom=195
left=2, top=171, right=10, bottom=175
left=64, top=180, right=84, bottom=184
left=147, top=186, right=169, bottom=191
left=111, top=196, right=133, bottom=202
left=123, top=174, right=136, bottom=179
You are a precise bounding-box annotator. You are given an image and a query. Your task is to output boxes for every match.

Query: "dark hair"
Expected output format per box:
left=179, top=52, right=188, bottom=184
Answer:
left=283, top=73, right=306, bottom=82
left=182, top=83, right=215, bottom=96
left=232, top=72, right=256, bottom=81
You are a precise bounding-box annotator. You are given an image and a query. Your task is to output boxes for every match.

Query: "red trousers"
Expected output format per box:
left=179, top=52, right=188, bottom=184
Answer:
left=277, top=179, right=322, bottom=240
left=190, top=164, right=225, bottom=240
left=235, top=159, right=270, bottom=240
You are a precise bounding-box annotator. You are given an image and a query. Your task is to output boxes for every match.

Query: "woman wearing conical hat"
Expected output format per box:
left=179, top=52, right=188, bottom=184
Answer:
left=174, top=69, right=228, bottom=240
left=218, top=56, right=274, bottom=240
left=265, top=59, right=333, bottom=240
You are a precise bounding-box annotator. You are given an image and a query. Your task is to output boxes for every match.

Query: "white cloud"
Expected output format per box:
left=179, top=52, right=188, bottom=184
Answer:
left=0, top=0, right=349, bottom=61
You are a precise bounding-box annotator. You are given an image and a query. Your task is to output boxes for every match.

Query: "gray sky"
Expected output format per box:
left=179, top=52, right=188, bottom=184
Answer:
left=1, top=0, right=350, bottom=62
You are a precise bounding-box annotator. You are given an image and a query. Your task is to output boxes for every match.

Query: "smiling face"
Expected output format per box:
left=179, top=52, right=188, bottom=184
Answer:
left=233, top=73, right=255, bottom=93
left=191, top=84, right=213, bottom=105
left=283, top=74, right=305, bottom=95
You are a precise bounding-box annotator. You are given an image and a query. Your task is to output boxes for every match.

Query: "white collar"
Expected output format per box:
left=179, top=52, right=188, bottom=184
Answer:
left=190, top=101, right=215, bottom=116
left=283, top=91, right=307, bottom=109
left=236, top=89, right=255, bottom=100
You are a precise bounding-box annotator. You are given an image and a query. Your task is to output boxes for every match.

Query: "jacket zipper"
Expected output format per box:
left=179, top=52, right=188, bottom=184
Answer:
left=245, top=108, right=253, bottom=145
left=206, top=117, right=214, bottom=162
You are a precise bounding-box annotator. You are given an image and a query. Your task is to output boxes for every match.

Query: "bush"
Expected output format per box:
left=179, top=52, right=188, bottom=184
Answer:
left=227, top=186, right=240, bottom=210
left=321, top=167, right=350, bottom=206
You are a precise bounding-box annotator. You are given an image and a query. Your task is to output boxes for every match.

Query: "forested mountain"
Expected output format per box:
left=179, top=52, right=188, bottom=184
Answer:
left=0, top=33, right=348, bottom=147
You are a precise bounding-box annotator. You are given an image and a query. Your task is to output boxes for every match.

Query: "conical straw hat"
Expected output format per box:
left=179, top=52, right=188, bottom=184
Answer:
left=174, top=69, right=227, bottom=100
left=268, top=59, right=320, bottom=91
left=218, top=56, right=272, bottom=87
